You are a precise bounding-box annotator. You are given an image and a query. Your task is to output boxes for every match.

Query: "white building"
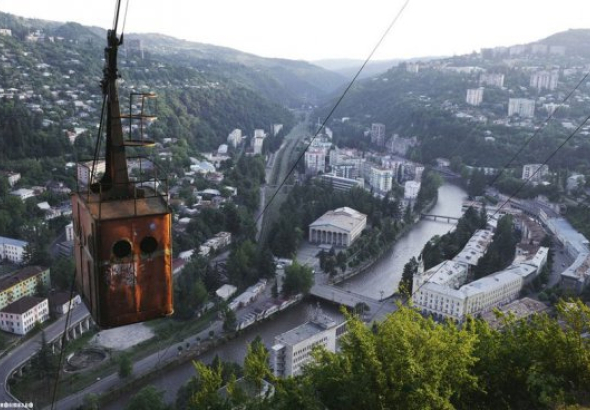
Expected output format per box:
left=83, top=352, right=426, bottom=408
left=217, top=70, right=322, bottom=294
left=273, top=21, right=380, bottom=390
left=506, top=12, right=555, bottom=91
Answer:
left=48, top=292, right=81, bottom=315
left=0, top=296, right=49, bottom=335
left=227, top=129, right=242, bottom=148
left=508, top=98, right=535, bottom=118
left=412, top=260, right=469, bottom=293
left=479, top=73, right=504, bottom=88
left=252, top=135, right=265, bottom=155
left=522, top=164, right=549, bottom=184
left=65, top=222, right=74, bottom=242
left=404, top=180, right=421, bottom=199
left=309, top=207, right=367, bottom=247
left=215, top=284, right=238, bottom=301
left=77, top=160, right=106, bottom=186
left=2, top=171, right=21, bottom=187
left=0, top=236, right=28, bottom=264
left=415, top=270, right=523, bottom=323
left=316, top=174, right=364, bottom=192
left=271, top=312, right=338, bottom=377
left=370, top=166, right=393, bottom=193
left=304, top=148, right=327, bottom=175
left=466, top=88, right=484, bottom=106
left=10, top=188, right=35, bottom=200
left=530, top=71, right=559, bottom=91
left=452, top=230, right=494, bottom=269
left=371, top=123, right=386, bottom=146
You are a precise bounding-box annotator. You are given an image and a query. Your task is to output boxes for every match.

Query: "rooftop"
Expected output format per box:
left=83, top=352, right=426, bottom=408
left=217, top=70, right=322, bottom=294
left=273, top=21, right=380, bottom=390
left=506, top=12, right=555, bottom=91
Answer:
left=0, top=266, right=48, bottom=293
left=1, top=295, right=46, bottom=314
left=276, top=314, right=337, bottom=347
left=309, top=207, right=367, bottom=232
left=0, top=235, right=28, bottom=248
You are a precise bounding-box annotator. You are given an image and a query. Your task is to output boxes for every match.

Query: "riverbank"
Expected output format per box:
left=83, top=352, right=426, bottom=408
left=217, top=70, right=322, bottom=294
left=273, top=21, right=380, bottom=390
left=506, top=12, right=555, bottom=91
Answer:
left=328, top=196, right=439, bottom=287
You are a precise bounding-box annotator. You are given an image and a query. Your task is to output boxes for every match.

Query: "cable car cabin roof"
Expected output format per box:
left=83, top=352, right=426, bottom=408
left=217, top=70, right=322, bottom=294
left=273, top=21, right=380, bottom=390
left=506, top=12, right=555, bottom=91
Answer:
left=79, top=188, right=169, bottom=221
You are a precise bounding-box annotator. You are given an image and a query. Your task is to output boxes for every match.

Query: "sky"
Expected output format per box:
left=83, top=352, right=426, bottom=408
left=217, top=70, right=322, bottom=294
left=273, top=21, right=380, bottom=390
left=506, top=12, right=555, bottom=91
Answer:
left=1, top=0, right=590, bottom=62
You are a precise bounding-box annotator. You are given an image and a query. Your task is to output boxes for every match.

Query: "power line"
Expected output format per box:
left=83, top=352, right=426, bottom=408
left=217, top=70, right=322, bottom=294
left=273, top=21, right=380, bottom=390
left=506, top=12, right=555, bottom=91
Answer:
left=402, top=105, right=590, bottom=318
left=487, top=70, right=590, bottom=189
left=255, top=0, right=411, bottom=225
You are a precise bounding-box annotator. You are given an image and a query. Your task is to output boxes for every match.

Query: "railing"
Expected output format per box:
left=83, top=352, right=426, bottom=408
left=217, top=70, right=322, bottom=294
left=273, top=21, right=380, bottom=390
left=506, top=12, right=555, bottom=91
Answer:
left=75, top=156, right=170, bottom=218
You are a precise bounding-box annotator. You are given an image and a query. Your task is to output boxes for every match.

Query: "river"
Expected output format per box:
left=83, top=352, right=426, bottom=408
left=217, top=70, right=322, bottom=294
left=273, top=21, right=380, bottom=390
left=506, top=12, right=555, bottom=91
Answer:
left=103, top=182, right=466, bottom=408
left=338, top=183, right=467, bottom=299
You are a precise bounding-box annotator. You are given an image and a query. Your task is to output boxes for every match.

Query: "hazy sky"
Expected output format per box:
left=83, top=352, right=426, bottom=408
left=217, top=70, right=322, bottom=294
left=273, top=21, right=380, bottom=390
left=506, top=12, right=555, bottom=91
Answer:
left=1, top=0, right=590, bottom=61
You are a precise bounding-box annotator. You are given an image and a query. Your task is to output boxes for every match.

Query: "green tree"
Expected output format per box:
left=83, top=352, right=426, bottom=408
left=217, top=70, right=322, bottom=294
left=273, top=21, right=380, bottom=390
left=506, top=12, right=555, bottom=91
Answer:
left=282, top=261, right=314, bottom=296
left=188, top=361, right=228, bottom=410
left=243, top=336, right=272, bottom=395
left=222, top=306, right=237, bottom=332
left=126, top=386, right=171, bottom=410
left=82, top=393, right=101, bottom=410
left=50, top=256, right=75, bottom=290
left=118, top=352, right=132, bottom=378
left=400, top=256, right=418, bottom=295
left=304, top=307, right=478, bottom=410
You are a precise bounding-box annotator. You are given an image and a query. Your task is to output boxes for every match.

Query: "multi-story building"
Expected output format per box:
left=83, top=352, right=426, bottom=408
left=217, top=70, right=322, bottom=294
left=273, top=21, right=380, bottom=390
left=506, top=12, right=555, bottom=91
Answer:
left=0, top=266, right=51, bottom=310
left=271, top=312, right=338, bottom=377
left=522, top=164, right=549, bottom=184
left=304, top=148, right=327, bottom=175
left=404, top=180, right=421, bottom=199
left=479, top=73, right=505, bottom=88
left=227, top=129, right=242, bottom=148
left=508, top=98, right=535, bottom=118
left=1, top=171, right=21, bottom=187
left=530, top=71, right=559, bottom=91
left=371, top=123, right=386, bottom=147
left=370, top=166, right=393, bottom=193
left=251, top=135, right=265, bottom=155
left=466, top=88, right=484, bottom=106
left=77, top=160, right=106, bottom=187
left=415, top=270, right=523, bottom=323
left=0, top=236, right=28, bottom=264
left=317, top=174, right=364, bottom=192
left=309, top=207, right=367, bottom=247
left=452, top=230, right=494, bottom=270
left=0, top=296, right=49, bottom=335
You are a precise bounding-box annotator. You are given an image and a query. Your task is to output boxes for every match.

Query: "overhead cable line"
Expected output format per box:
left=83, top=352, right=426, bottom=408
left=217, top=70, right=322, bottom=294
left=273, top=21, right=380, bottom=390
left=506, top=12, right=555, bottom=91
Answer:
left=401, top=103, right=590, bottom=316
left=255, top=0, right=411, bottom=225
left=487, top=70, right=590, bottom=189
left=50, top=2, right=132, bottom=409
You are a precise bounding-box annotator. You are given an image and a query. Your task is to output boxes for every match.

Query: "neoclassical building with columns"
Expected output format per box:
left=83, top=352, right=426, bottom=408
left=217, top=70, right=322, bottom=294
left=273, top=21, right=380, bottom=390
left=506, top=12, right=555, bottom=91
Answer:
left=308, top=207, right=367, bottom=247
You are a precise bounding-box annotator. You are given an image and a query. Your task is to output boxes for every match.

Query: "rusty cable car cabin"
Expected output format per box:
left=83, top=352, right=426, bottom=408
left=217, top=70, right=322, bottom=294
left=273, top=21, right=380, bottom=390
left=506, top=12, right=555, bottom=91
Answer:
left=72, top=5, right=173, bottom=328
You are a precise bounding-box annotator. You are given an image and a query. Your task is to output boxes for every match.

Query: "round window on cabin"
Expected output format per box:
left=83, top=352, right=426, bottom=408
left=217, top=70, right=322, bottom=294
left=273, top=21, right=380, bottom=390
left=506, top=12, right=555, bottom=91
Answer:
left=140, top=236, right=158, bottom=254
left=112, top=239, right=132, bottom=259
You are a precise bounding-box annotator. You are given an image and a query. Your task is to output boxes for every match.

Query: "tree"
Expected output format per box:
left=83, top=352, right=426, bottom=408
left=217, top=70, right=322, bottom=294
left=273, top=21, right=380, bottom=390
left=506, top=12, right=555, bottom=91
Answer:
left=282, top=261, right=314, bottom=296
left=188, top=361, right=227, bottom=410
left=222, top=306, right=237, bottom=332
left=243, top=336, right=272, bottom=395
left=400, top=256, right=418, bottom=295
left=50, top=256, right=75, bottom=290
left=303, top=307, right=478, bottom=410
left=82, top=393, right=101, bottom=410
left=126, top=386, right=171, bottom=410
left=118, top=352, right=132, bottom=378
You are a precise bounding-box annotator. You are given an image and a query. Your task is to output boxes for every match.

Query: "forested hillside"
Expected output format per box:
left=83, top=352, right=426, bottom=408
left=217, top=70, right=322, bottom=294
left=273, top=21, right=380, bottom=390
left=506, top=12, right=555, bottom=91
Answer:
left=0, top=11, right=307, bottom=169
left=315, top=29, right=590, bottom=174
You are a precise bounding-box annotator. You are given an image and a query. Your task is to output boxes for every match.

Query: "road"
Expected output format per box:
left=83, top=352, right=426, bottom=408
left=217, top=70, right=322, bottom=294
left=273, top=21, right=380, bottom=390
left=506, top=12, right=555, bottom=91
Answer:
left=256, top=119, right=309, bottom=245
left=0, top=304, right=90, bottom=407
left=48, top=282, right=279, bottom=410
